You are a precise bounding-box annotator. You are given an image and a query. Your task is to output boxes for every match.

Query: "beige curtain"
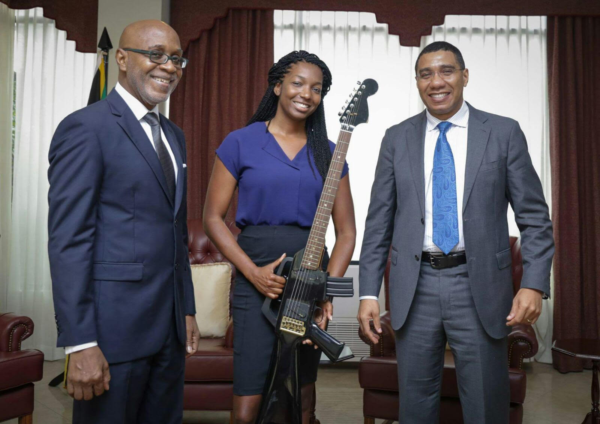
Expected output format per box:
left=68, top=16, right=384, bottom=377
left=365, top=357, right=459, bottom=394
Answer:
left=7, top=8, right=95, bottom=359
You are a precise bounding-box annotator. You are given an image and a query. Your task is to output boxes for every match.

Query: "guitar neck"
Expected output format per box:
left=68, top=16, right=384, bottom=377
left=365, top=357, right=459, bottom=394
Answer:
left=301, top=128, right=353, bottom=270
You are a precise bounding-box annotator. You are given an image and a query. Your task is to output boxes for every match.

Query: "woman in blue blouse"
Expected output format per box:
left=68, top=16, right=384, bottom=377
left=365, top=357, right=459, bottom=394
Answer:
left=203, top=51, right=356, bottom=424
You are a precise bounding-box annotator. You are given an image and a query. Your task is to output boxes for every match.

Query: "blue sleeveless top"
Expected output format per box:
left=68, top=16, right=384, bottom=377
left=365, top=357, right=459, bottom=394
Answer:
left=216, top=122, right=349, bottom=229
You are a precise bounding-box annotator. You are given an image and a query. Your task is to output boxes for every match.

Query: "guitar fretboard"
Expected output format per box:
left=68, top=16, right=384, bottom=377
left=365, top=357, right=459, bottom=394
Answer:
left=301, top=128, right=353, bottom=270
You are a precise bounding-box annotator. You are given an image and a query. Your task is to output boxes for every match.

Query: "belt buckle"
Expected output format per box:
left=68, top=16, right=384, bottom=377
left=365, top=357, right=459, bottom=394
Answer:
left=429, top=255, right=443, bottom=269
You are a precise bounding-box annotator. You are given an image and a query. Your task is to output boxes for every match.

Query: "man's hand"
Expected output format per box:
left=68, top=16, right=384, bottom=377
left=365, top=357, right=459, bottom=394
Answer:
left=67, top=346, right=110, bottom=401
left=506, top=288, right=543, bottom=326
left=357, top=299, right=382, bottom=344
left=186, top=315, right=200, bottom=358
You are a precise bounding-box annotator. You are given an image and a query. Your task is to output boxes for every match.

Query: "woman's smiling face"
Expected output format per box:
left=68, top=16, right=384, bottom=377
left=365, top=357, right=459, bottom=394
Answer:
left=274, top=61, right=324, bottom=122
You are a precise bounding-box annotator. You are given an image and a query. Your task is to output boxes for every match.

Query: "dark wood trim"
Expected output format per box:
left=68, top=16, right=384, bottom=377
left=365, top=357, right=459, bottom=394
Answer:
left=172, top=0, right=600, bottom=51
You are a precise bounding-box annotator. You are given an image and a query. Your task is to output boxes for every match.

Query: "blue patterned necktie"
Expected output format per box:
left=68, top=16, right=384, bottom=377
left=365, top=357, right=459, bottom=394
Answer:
left=432, top=121, right=459, bottom=255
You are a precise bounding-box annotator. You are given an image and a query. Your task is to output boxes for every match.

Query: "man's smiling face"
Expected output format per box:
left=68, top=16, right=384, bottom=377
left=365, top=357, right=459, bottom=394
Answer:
left=416, top=50, right=469, bottom=121
left=118, top=22, right=183, bottom=109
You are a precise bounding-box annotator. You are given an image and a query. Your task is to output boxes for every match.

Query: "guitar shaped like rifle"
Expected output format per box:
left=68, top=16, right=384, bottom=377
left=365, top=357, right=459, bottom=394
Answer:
left=256, top=79, right=379, bottom=424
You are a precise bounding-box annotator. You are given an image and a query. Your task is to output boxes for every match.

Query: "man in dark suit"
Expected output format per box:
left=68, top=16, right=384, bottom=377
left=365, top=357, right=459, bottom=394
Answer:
left=48, top=20, right=199, bottom=423
left=358, top=41, right=554, bottom=423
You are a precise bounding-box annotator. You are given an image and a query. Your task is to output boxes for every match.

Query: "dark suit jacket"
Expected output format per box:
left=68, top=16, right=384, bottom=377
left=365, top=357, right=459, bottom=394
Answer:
left=48, top=90, right=195, bottom=364
left=359, top=103, right=554, bottom=339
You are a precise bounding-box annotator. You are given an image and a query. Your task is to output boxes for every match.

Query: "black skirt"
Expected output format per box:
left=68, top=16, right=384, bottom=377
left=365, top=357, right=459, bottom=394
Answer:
left=232, top=225, right=327, bottom=396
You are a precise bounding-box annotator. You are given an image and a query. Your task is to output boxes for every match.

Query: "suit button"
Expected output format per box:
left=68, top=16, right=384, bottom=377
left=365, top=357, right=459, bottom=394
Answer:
left=421, top=218, right=424, bottom=225
left=174, top=219, right=178, bottom=227
left=415, top=255, right=420, bottom=261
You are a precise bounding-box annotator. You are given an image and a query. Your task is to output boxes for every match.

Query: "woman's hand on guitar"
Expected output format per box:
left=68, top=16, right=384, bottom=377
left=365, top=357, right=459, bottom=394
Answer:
left=303, top=300, right=333, bottom=349
left=247, top=253, right=287, bottom=299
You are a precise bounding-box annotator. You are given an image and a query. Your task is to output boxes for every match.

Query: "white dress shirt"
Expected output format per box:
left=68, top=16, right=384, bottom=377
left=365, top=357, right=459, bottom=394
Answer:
left=360, top=101, right=469, bottom=301
left=65, top=84, right=177, bottom=355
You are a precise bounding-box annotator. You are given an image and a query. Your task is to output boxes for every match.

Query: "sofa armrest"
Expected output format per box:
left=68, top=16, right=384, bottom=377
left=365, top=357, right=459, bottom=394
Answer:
left=508, top=323, right=538, bottom=369
left=0, top=350, right=44, bottom=391
left=0, top=313, right=34, bottom=352
left=358, top=312, right=396, bottom=357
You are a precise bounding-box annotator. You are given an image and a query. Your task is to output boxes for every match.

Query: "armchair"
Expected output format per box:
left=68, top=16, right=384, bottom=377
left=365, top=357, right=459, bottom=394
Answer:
left=0, top=313, right=44, bottom=424
left=358, top=237, right=537, bottom=424
left=184, top=219, right=239, bottom=421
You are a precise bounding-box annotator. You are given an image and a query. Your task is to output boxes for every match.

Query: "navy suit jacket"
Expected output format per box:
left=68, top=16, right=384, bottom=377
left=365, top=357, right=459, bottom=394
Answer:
left=48, top=90, right=195, bottom=364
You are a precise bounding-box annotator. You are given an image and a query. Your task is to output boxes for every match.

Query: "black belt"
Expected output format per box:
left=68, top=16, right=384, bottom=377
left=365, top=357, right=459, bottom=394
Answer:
left=421, top=251, right=467, bottom=269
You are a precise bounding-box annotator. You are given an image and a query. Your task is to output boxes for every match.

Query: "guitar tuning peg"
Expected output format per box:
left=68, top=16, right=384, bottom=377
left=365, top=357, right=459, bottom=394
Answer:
left=357, top=81, right=361, bottom=85
left=349, top=93, right=353, bottom=98
left=358, top=91, right=362, bottom=95
left=361, top=85, right=366, bottom=89
left=354, top=97, right=358, bottom=102
left=338, top=112, right=343, bottom=116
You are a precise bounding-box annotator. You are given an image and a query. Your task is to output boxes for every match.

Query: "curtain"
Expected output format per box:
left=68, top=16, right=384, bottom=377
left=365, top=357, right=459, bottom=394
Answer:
left=0, top=3, right=15, bottom=312
left=549, top=17, right=600, bottom=373
left=6, top=8, right=95, bottom=360
left=170, top=9, right=274, bottom=220
left=276, top=12, right=553, bottom=362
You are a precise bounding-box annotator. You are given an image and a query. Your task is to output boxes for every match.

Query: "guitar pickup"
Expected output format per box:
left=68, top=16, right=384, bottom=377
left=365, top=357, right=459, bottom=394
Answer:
left=326, top=276, right=354, bottom=298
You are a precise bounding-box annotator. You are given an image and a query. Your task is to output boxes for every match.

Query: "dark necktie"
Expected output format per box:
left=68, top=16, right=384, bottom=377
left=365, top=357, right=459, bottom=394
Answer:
left=432, top=121, right=459, bottom=255
left=143, top=112, right=175, bottom=202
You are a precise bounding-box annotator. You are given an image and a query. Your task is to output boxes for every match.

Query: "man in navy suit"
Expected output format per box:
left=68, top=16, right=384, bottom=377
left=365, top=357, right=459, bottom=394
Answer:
left=48, top=20, right=199, bottom=423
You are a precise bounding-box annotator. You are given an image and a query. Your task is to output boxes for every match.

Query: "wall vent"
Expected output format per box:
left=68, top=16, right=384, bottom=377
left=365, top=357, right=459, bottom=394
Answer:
left=323, top=317, right=370, bottom=362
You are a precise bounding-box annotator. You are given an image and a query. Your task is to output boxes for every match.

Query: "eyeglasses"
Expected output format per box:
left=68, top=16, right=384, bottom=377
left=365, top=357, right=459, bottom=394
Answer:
left=416, top=67, right=464, bottom=81
left=123, top=48, right=188, bottom=69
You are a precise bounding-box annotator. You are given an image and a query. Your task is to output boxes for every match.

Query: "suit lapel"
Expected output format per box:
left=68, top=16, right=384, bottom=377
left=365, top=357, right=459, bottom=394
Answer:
left=407, top=111, right=427, bottom=217
left=108, top=91, right=174, bottom=208
left=462, top=104, right=490, bottom=212
left=160, top=116, right=184, bottom=216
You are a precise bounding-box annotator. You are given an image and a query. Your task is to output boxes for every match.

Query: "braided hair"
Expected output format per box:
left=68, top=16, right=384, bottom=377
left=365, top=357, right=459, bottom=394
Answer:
left=247, top=50, right=333, bottom=183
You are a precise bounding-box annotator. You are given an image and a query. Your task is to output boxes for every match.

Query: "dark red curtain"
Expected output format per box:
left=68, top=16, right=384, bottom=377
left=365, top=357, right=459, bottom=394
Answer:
left=170, top=9, right=274, bottom=220
left=0, top=0, right=98, bottom=52
left=549, top=16, right=600, bottom=373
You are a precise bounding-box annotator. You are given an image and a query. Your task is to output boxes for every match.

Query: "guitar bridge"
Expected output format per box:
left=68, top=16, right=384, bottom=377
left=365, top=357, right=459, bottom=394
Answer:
left=280, top=316, right=306, bottom=337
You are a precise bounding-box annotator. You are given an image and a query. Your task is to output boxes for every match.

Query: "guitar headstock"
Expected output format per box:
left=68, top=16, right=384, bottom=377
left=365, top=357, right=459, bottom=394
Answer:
left=338, top=78, right=378, bottom=131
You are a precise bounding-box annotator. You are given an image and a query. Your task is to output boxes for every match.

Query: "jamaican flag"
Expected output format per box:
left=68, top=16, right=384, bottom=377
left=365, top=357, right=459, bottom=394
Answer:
left=87, top=27, right=113, bottom=105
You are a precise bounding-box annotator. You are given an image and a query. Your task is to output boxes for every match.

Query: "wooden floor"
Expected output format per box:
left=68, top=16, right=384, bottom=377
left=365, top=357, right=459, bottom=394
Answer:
left=5, top=360, right=594, bottom=423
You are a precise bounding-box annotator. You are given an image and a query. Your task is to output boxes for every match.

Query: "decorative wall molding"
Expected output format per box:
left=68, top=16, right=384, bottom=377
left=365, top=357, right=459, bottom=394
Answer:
left=172, top=0, right=600, bottom=51
left=1, top=0, right=98, bottom=53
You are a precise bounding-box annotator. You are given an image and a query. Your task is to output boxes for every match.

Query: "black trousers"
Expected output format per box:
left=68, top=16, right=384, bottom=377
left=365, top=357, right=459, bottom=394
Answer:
left=72, top=316, right=185, bottom=424
left=232, top=225, right=327, bottom=396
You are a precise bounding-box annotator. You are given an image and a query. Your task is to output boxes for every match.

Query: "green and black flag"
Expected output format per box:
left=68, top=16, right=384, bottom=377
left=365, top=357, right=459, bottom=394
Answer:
left=87, top=27, right=113, bottom=105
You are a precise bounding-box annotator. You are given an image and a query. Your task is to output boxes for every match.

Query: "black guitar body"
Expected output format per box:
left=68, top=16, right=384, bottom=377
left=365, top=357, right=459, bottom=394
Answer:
left=257, top=248, right=330, bottom=424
